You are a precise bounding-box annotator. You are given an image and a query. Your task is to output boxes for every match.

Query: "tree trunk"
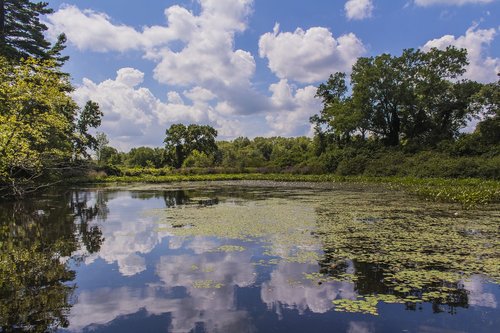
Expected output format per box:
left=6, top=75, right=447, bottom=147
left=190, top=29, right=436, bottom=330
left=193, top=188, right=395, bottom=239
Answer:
left=387, top=110, right=400, bottom=146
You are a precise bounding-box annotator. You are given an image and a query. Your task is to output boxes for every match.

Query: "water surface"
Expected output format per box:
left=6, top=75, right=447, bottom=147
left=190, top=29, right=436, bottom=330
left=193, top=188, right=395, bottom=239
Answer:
left=1, top=181, right=499, bottom=332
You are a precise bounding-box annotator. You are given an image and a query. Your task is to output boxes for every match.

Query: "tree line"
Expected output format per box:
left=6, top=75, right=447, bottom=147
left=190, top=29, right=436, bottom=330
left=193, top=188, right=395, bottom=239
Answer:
left=99, top=46, right=498, bottom=179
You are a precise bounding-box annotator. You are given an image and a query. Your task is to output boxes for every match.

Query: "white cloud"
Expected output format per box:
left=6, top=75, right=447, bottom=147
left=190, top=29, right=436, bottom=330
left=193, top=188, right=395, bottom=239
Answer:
left=259, top=24, right=365, bottom=83
left=72, top=68, right=211, bottom=150
left=422, top=24, right=499, bottom=82
left=266, top=80, right=321, bottom=136
left=46, top=6, right=145, bottom=52
left=49, top=1, right=340, bottom=145
left=345, top=0, right=374, bottom=20
left=414, top=0, right=494, bottom=6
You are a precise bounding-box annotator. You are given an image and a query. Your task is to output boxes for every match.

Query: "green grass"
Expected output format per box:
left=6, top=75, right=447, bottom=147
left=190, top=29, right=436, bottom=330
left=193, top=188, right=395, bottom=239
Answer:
left=82, top=173, right=500, bottom=209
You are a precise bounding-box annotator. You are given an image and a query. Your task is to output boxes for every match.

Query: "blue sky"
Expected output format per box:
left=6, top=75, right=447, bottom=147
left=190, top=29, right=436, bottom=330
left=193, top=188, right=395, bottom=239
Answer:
left=44, top=0, right=499, bottom=150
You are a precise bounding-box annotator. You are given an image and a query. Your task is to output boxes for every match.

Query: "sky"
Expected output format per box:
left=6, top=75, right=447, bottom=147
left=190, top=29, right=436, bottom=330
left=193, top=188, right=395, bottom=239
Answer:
left=43, top=0, right=500, bottom=151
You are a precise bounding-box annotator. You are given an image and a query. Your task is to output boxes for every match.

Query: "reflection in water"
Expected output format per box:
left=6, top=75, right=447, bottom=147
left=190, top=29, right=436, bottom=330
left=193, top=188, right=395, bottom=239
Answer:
left=314, top=190, right=500, bottom=316
left=67, top=239, right=257, bottom=333
left=0, top=190, right=107, bottom=332
left=1, top=183, right=499, bottom=332
left=261, top=261, right=355, bottom=316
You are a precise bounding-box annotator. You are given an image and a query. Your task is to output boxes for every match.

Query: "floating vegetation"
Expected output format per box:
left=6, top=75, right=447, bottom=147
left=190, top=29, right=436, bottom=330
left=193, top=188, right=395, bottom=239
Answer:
left=145, top=181, right=499, bottom=315
left=191, top=280, right=224, bottom=289
left=210, top=245, right=246, bottom=253
left=332, top=294, right=403, bottom=315
left=303, top=272, right=358, bottom=284
left=157, top=197, right=320, bottom=261
left=316, top=189, right=500, bottom=314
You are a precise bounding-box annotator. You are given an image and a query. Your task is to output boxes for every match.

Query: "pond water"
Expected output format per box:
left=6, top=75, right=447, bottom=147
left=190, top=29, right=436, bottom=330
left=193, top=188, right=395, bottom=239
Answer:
left=1, top=181, right=499, bottom=333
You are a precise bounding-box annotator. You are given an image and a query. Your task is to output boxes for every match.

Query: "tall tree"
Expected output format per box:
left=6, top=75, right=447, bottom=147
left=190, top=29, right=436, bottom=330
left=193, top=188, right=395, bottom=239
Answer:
left=164, top=124, right=218, bottom=168
left=312, top=47, right=482, bottom=147
left=0, top=0, right=68, bottom=64
left=73, top=101, right=103, bottom=159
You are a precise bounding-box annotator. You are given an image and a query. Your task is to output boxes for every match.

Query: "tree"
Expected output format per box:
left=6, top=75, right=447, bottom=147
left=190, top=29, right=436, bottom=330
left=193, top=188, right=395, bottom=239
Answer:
left=164, top=124, right=218, bottom=168
left=99, top=146, right=121, bottom=166
left=0, top=56, right=101, bottom=197
left=126, top=147, right=165, bottom=168
left=311, top=72, right=364, bottom=148
left=312, top=47, right=483, bottom=147
left=73, top=101, right=103, bottom=159
left=0, top=0, right=68, bottom=64
left=94, top=132, right=109, bottom=164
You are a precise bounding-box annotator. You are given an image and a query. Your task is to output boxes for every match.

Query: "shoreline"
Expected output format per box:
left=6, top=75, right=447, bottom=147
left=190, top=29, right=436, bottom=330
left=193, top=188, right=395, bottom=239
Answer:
left=69, top=173, right=500, bottom=209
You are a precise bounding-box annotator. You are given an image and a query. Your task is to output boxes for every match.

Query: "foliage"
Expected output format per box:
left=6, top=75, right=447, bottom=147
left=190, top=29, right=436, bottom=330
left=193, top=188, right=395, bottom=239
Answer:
left=0, top=56, right=101, bottom=198
left=94, top=131, right=109, bottom=164
left=0, top=0, right=68, bottom=64
left=125, top=146, right=165, bottom=168
left=314, top=188, right=500, bottom=314
left=182, top=149, right=214, bottom=168
left=312, top=47, right=485, bottom=147
left=164, top=123, right=218, bottom=168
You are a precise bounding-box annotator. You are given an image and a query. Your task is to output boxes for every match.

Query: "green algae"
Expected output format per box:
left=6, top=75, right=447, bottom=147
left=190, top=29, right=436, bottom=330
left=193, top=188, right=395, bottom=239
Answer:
left=210, top=245, right=246, bottom=253
left=191, top=280, right=224, bottom=289
left=316, top=189, right=500, bottom=315
left=157, top=196, right=321, bottom=262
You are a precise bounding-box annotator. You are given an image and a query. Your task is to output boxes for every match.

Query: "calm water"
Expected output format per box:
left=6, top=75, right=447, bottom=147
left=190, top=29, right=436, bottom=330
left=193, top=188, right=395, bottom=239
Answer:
left=1, top=181, right=499, bottom=333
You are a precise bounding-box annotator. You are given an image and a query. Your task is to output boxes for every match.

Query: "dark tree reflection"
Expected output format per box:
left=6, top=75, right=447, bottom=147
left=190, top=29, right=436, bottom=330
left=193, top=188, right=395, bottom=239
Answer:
left=0, top=189, right=107, bottom=332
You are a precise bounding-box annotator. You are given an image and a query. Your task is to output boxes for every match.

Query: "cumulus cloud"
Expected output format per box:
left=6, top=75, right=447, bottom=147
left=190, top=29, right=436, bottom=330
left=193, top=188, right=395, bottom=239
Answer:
left=259, top=24, right=365, bottom=83
left=48, top=1, right=343, bottom=144
left=422, top=24, right=499, bottom=82
left=266, top=80, right=320, bottom=136
left=46, top=1, right=255, bottom=89
left=414, top=0, right=494, bottom=6
left=46, top=6, right=145, bottom=52
left=345, top=0, right=374, bottom=20
left=72, top=68, right=214, bottom=150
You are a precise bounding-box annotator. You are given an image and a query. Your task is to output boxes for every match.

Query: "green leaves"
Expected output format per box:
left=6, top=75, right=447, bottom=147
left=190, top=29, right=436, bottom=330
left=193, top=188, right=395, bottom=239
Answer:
left=312, top=47, right=484, bottom=148
left=0, top=56, right=101, bottom=197
left=164, top=124, right=218, bottom=168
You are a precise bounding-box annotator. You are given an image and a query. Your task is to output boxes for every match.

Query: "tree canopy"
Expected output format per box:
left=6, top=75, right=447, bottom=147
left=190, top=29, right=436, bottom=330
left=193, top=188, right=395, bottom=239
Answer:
left=164, top=124, right=218, bottom=168
left=0, top=0, right=68, bottom=64
left=311, top=47, right=485, bottom=148
left=0, top=56, right=102, bottom=197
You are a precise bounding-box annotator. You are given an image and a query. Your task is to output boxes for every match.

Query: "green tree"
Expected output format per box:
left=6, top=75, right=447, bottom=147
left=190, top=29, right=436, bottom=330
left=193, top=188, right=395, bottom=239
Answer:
left=126, top=146, right=165, bottom=168
left=164, top=124, right=218, bottom=168
left=182, top=150, right=214, bottom=168
left=0, top=56, right=101, bottom=197
left=474, top=78, right=500, bottom=145
left=0, top=0, right=68, bottom=64
left=73, top=101, right=103, bottom=159
left=312, top=47, right=483, bottom=148
left=311, top=72, right=364, bottom=148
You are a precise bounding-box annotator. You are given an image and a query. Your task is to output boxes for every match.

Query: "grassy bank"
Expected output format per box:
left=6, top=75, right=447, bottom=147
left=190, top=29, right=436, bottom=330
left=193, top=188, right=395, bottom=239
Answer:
left=83, top=172, right=500, bottom=209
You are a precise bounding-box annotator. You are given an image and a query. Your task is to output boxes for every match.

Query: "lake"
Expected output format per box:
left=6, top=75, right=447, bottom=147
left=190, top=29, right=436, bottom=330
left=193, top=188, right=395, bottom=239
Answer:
left=1, top=181, right=499, bottom=332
